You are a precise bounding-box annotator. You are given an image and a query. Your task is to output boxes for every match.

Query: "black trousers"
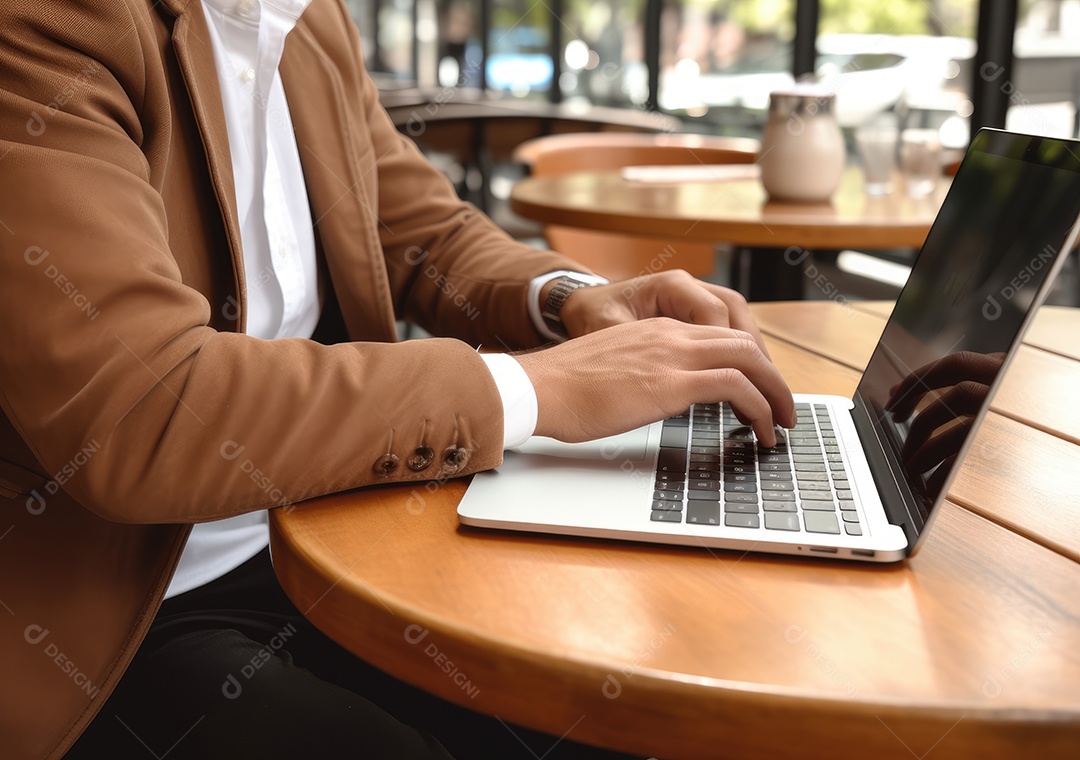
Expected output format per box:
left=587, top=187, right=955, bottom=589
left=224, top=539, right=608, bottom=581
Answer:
left=65, top=549, right=640, bottom=760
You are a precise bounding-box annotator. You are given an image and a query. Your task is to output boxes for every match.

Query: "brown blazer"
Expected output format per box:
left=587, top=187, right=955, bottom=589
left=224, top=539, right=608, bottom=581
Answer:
left=0, top=1, right=583, bottom=756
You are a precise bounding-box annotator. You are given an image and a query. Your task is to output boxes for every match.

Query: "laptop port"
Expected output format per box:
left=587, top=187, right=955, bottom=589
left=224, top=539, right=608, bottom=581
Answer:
left=851, top=549, right=876, bottom=558
left=809, top=546, right=838, bottom=554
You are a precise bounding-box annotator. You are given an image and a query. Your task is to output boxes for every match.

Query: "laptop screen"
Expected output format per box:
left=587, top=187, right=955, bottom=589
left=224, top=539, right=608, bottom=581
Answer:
left=855, top=130, right=1080, bottom=532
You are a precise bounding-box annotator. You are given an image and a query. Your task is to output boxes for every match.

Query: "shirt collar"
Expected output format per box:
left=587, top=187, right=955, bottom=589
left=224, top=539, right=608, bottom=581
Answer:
left=201, top=0, right=313, bottom=21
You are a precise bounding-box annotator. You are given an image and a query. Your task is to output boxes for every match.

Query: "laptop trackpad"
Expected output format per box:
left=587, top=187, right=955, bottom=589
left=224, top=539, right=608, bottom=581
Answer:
left=511, top=426, right=651, bottom=462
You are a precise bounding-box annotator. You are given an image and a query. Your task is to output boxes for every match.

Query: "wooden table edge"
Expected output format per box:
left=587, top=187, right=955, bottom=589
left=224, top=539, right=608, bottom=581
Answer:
left=269, top=504, right=1080, bottom=759
left=509, top=180, right=934, bottom=250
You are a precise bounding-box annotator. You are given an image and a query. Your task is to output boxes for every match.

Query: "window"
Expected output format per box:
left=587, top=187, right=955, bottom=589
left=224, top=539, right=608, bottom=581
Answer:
left=1010, top=0, right=1080, bottom=138
left=560, top=0, right=647, bottom=107
left=343, top=0, right=417, bottom=80
left=483, top=0, right=556, bottom=98
left=434, top=0, right=481, bottom=87
left=818, top=0, right=978, bottom=147
left=658, top=1, right=982, bottom=141
left=659, top=0, right=796, bottom=134
left=345, top=0, right=1070, bottom=145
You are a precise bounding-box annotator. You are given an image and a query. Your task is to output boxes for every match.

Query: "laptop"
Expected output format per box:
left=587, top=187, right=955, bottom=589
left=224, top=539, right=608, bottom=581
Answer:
left=458, top=129, right=1080, bottom=562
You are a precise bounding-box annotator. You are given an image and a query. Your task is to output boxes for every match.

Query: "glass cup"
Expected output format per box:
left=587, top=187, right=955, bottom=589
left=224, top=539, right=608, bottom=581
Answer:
left=854, top=125, right=899, bottom=196
left=901, top=129, right=942, bottom=198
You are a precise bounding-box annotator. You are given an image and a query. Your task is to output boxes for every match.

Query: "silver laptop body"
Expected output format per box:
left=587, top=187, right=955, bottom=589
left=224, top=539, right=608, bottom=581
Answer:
left=459, top=129, right=1080, bottom=562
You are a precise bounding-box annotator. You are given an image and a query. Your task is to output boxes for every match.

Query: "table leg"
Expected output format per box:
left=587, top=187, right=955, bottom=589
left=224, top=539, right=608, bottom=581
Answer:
left=732, top=247, right=807, bottom=301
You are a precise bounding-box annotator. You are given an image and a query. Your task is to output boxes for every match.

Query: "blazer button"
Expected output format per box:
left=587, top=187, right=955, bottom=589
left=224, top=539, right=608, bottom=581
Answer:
left=441, top=446, right=470, bottom=476
left=373, top=454, right=400, bottom=477
left=407, top=446, right=435, bottom=472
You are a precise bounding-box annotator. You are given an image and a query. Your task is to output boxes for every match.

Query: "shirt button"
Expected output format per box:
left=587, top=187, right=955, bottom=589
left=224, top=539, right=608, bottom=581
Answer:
left=373, top=454, right=399, bottom=477
left=236, top=0, right=257, bottom=17
left=441, top=446, right=470, bottom=476
left=240, top=67, right=256, bottom=83
left=407, top=446, right=435, bottom=472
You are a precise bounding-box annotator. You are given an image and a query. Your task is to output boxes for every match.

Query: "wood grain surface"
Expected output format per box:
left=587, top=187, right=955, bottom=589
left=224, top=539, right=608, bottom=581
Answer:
left=270, top=302, right=1080, bottom=759
left=510, top=167, right=949, bottom=250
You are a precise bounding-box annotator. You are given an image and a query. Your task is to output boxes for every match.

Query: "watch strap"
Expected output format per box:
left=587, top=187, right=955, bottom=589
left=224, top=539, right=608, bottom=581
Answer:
left=541, top=275, right=594, bottom=337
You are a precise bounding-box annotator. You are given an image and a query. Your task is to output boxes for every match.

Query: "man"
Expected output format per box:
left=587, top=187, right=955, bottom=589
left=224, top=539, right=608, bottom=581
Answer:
left=0, top=1, right=794, bottom=757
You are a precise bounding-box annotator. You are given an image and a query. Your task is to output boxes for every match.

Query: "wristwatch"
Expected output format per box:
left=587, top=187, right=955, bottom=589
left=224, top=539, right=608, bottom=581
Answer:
left=541, top=274, right=595, bottom=337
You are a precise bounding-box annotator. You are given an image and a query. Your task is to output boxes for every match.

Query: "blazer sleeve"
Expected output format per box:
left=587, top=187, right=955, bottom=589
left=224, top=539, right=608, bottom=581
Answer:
left=0, top=0, right=515, bottom=524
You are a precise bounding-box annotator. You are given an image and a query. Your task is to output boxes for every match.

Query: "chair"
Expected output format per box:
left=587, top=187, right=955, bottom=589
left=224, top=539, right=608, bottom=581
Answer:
left=513, top=133, right=761, bottom=281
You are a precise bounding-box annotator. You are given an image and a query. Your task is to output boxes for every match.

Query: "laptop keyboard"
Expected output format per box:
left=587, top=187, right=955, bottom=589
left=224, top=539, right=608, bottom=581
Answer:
left=650, top=402, right=863, bottom=536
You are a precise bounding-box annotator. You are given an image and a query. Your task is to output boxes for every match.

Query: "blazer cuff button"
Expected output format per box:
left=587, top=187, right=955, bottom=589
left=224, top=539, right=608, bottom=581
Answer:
left=441, top=446, right=470, bottom=476
left=373, top=454, right=400, bottom=477
left=407, top=446, right=435, bottom=471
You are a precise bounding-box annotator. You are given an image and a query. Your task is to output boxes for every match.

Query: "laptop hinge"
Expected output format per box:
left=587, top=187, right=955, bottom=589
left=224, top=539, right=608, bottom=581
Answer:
left=850, top=392, right=923, bottom=553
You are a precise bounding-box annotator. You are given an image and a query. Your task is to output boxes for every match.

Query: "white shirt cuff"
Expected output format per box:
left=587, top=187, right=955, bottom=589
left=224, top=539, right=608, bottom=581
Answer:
left=479, top=352, right=538, bottom=449
left=527, top=270, right=610, bottom=343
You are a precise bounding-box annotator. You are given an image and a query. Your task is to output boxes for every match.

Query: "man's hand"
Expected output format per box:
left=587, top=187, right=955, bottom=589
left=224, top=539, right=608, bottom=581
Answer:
left=520, top=270, right=793, bottom=446
left=552, top=269, right=773, bottom=359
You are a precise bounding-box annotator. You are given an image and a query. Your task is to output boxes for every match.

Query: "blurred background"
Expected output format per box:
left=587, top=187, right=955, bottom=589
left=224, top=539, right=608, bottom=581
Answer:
left=344, top=0, right=1080, bottom=309
left=345, top=0, right=1079, bottom=144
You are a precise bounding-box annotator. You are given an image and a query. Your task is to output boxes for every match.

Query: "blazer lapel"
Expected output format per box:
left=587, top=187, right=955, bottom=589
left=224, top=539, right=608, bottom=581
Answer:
left=159, top=0, right=248, bottom=332
left=279, top=17, right=398, bottom=343
left=157, top=0, right=397, bottom=342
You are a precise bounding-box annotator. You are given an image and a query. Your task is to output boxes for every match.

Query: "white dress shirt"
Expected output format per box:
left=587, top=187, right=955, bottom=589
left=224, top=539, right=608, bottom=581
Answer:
left=166, top=0, right=599, bottom=598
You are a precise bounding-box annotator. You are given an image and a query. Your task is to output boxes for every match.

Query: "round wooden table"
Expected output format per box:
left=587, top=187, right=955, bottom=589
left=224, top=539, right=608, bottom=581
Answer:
left=270, top=302, right=1080, bottom=760
left=511, top=167, right=950, bottom=299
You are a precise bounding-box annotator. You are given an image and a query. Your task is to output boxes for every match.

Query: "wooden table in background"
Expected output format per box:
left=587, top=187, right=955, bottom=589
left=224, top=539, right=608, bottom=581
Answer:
left=511, top=167, right=949, bottom=300
left=270, top=301, right=1080, bottom=759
